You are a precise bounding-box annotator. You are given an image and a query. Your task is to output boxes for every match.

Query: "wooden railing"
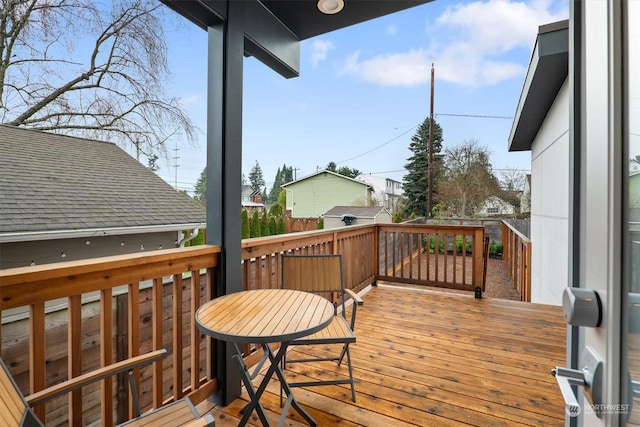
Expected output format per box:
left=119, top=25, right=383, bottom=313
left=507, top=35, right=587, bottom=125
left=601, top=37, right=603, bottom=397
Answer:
left=0, top=245, right=221, bottom=426
left=240, top=223, right=487, bottom=294
left=0, top=223, right=488, bottom=425
left=502, top=221, right=532, bottom=301
left=377, top=224, right=486, bottom=292
left=241, top=224, right=378, bottom=294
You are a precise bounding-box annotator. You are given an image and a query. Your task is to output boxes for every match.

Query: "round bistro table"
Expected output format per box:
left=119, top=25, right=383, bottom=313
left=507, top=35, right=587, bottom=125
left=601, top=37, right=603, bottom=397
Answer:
left=195, top=288, right=334, bottom=427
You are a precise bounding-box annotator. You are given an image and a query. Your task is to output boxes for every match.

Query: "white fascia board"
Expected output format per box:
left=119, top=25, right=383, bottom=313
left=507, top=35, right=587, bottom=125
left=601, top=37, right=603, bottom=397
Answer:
left=0, top=223, right=207, bottom=243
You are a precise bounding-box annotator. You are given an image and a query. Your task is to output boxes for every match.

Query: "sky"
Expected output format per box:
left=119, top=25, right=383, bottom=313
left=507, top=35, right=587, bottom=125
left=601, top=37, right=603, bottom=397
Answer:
left=145, top=0, right=570, bottom=195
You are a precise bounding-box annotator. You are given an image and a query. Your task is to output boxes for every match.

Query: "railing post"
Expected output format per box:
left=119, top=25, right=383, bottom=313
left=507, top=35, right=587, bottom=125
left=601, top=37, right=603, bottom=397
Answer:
left=473, top=228, right=485, bottom=290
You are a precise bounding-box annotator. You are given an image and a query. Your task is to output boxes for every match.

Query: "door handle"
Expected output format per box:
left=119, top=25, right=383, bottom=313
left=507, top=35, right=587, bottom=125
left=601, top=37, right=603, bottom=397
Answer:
left=551, top=366, right=585, bottom=415
left=551, top=346, right=604, bottom=418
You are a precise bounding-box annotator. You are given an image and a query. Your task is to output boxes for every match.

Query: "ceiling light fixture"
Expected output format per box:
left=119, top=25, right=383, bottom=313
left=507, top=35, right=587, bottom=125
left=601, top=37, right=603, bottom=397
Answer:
left=317, top=0, right=344, bottom=14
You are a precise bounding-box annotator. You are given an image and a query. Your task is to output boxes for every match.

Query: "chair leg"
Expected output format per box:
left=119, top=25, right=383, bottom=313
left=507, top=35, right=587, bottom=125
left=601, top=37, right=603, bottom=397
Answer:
left=337, top=343, right=348, bottom=366
left=279, top=351, right=290, bottom=408
left=345, top=346, right=356, bottom=402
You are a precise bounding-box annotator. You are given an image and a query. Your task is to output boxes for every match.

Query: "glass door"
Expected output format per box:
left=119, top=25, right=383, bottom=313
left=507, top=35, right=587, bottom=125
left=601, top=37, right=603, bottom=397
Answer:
left=625, top=0, right=639, bottom=424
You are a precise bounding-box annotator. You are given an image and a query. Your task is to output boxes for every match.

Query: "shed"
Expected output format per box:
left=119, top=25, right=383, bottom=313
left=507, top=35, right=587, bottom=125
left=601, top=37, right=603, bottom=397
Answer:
left=323, top=206, right=392, bottom=229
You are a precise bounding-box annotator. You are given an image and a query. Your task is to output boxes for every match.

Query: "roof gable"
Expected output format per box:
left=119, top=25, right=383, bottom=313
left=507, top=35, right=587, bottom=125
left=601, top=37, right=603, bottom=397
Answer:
left=282, top=169, right=371, bottom=189
left=324, top=206, right=390, bottom=218
left=0, top=126, right=205, bottom=236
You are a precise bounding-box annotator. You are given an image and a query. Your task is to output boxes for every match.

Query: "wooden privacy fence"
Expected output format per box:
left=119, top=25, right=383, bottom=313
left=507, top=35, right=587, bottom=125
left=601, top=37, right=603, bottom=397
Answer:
left=0, top=246, right=221, bottom=427
left=502, top=221, right=532, bottom=301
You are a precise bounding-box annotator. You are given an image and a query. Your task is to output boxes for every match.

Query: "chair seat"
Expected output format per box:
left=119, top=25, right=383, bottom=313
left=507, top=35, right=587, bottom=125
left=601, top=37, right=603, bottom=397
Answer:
left=118, top=399, right=202, bottom=427
left=291, top=315, right=355, bottom=345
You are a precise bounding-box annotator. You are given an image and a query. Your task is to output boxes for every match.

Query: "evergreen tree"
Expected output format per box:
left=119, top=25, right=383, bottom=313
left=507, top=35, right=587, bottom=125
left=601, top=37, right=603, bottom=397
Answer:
left=277, top=217, right=286, bottom=234
left=193, top=168, right=206, bottom=202
left=248, top=160, right=265, bottom=192
left=269, top=203, right=283, bottom=217
left=260, top=210, right=270, bottom=236
left=147, top=154, right=160, bottom=172
left=326, top=162, right=361, bottom=178
left=250, top=210, right=261, bottom=238
left=267, top=164, right=294, bottom=204
left=278, top=190, right=287, bottom=213
left=241, top=209, right=250, bottom=239
left=269, top=217, right=277, bottom=235
left=403, top=118, right=443, bottom=217
left=337, top=166, right=362, bottom=178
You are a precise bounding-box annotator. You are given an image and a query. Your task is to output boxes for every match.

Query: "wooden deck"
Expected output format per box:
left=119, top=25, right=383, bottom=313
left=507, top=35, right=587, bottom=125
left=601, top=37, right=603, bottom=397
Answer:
left=198, top=285, right=567, bottom=426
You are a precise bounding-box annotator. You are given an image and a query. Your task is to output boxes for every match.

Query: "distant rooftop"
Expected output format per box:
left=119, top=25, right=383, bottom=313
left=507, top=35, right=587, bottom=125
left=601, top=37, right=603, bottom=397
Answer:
left=324, top=206, right=390, bottom=218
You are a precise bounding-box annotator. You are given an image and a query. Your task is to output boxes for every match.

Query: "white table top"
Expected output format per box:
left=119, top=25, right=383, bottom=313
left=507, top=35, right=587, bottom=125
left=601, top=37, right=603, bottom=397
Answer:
left=195, top=289, right=334, bottom=344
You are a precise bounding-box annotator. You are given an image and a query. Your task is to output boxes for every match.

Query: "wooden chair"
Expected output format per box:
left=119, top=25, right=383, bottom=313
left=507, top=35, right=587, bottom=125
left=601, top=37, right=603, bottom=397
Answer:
left=0, top=349, right=214, bottom=427
left=280, top=254, right=363, bottom=402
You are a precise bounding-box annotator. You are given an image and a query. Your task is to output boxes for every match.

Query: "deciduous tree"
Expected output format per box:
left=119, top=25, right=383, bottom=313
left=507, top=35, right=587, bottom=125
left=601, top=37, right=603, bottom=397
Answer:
left=438, top=139, right=501, bottom=217
left=0, top=0, right=195, bottom=155
left=499, top=166, right=527, bottom=211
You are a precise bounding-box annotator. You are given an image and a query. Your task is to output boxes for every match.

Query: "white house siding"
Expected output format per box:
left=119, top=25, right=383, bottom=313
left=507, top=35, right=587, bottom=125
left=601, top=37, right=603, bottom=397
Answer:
left=530, top=79, right=569, bottom=305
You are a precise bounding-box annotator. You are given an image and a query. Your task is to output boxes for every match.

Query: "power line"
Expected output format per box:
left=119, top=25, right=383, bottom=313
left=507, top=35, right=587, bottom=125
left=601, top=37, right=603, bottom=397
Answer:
left=436, top=113, right=513, bottom=120
left=336, top=125, right=418, bottom=164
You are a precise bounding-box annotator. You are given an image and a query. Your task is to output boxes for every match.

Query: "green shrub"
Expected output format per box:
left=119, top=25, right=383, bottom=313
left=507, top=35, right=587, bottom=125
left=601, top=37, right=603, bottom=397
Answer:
left=455, top=236, right=472, bottom=254
left=422, top=235, right=445, bottom=253
left=489, top=241, right=503, bottom=257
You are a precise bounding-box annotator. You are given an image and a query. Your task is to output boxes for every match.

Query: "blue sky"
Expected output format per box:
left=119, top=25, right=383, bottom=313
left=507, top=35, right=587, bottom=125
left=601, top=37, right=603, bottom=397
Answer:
left=148, top=0, right=569, bottom=194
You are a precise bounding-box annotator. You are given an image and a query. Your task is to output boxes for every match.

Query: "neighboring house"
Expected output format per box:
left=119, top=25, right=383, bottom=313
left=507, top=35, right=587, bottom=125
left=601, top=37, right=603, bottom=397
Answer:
left=241, top=185, right=264, bottom=213
left=508, top=20, right=569, bottom=306
left=355, top=174, right=405, bottom=213
left=281, top=170, right=373, bottom=218
left=0, top=126, right=206, bottom=269
left=323, top=206, right=392, bottom=229
left=477, top=196, right=515, bottom=217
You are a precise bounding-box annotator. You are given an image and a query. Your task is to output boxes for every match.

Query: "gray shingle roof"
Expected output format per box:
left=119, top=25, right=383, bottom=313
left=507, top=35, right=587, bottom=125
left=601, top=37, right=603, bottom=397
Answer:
left=0, top=126, right=205, bottom=235
left=323, top=206, right=390, bottom=218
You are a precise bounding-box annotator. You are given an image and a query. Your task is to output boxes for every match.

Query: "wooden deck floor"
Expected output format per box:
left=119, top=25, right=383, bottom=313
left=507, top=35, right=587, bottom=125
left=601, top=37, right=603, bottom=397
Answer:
left=198, top=285, right=567, bottom=426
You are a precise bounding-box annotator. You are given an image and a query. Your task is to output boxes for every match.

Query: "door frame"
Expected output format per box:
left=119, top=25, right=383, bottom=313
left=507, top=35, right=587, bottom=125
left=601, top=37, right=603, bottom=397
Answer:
left=567, top=0, right=627, bottom=425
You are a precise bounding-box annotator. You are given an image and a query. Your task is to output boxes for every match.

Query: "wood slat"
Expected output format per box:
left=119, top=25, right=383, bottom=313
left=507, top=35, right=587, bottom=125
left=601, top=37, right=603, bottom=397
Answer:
left=0, top=361, right=26, bottom=426
left=100, top=288, right=113, bottom=425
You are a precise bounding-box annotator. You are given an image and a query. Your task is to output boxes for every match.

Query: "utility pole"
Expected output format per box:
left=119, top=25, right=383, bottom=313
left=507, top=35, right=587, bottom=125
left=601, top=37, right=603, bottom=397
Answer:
left=173, top=141, right=180, bottom=190
left=428, top=63, right=435, bottom=218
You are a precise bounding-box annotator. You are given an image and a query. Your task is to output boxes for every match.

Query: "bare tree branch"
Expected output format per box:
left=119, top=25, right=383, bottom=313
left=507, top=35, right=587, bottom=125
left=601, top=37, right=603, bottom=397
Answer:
left=0, top=0, right=196, bottom=155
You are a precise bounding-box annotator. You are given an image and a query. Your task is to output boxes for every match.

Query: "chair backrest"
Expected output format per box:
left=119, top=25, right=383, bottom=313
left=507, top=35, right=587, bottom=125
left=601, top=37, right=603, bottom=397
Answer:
left=0, top=359, right=44, bottom=427
left=281, top=254, right=345, bottom=311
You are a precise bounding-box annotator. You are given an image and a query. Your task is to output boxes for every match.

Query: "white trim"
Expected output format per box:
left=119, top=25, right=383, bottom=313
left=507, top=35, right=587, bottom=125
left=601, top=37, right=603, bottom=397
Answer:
left=0, top=223, right=206, bottom=243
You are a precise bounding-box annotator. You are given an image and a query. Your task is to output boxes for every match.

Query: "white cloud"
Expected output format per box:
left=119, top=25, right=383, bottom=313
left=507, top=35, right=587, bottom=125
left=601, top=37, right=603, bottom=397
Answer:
left=387, top=24, right=398, bottom=36
left=339, top=0, right=568, bottom=87
left=310, top=39, right=335, bottom=68
left=180, top=94, right=201, bottom=108
left=432, top=0, right=568, bottom=86
left=340, top=49, right=430, bottom=87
